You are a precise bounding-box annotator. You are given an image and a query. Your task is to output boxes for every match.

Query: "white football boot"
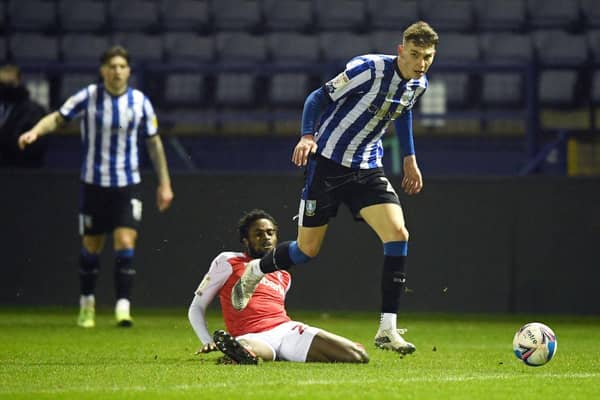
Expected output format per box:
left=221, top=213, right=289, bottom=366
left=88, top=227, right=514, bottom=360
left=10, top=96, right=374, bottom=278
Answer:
left=231, top=259, right=263, bottom=310
left=374, top=328, right=416, bottom=355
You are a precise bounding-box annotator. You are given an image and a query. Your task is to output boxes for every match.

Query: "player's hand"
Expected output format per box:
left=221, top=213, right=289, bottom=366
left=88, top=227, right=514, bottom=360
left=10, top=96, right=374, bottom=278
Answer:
left=18, top=131, right=38, bottom=150
left=156, top=183, right=174, bottom=212
left=195, top=342, right=218, bottom=354
left=401, top=155, right=423, bottom=195
left=292, top=135, right=318, bottom=167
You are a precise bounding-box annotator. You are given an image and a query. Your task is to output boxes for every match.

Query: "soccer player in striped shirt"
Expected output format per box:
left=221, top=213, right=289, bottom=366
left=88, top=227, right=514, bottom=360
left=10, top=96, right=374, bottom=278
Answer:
left=232, top=22, right=438, bottom=355
left=189, top=209, right=369, bottom=364
left=18, top=46, right=174, bottom=328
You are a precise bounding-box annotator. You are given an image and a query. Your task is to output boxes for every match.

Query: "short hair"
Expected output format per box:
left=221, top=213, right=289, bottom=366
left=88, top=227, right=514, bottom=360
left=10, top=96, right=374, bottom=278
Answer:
left=100, top=45, right=130, bottom=65
left=403, top=21, right=439, bottom=48
left=0, top=64, right=21, bottom=81
left=237, top=209, right=278, bottom=243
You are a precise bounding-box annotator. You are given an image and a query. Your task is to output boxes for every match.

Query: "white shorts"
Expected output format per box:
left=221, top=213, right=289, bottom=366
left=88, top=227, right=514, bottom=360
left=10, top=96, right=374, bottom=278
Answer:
left=236, top=321, right=320, bottom=362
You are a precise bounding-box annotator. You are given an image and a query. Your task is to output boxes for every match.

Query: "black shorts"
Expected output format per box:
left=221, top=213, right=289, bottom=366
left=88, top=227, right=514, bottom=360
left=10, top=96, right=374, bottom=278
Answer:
left=79, top=182, right=142, bottom=235
left=298, top=155, right=400, bottom=227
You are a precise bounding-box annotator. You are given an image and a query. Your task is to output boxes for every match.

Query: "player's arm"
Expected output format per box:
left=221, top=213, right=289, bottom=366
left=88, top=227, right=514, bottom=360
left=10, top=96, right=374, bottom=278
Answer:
left=145, top=135, right=174, bottom=212
left=393, top=110, right=423, bottom=195
left=292, top=87, right=332, bottom=166
left=188, top=256, right=233, bottom=354
left=18, top=111, right=65, bottom=150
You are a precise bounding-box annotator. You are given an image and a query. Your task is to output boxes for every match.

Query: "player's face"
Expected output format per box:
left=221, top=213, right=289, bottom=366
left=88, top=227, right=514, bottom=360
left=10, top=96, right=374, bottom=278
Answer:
left=244, top=218, right=278, bottom=258
left=100, top=55, right=131, bottom=95
left=397, top=41, right=436, bottom=80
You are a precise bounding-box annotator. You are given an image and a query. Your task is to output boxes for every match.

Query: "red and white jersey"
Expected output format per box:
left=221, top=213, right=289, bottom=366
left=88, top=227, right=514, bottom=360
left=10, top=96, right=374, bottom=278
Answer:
left=194, top=251, right=291, bottom=337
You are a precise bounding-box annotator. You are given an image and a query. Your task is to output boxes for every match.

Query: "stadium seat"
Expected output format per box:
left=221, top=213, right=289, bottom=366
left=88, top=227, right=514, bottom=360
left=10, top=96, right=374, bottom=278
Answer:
left=61, top=34, right=110, bottom=63
left=419, top=0, right=474, bottom=32
left=262, top=0, right=313, bottom=32
left=9, top=33, right=60, bottom=63
left=268, top=73, right=309, bottom=105
left=7, top=0, right=56, bottom=32
left=0, top=1, right=6, bottom=32
left=164, top=73, right=206, bottom=105
left=163, top=32, right=214, bottom=64
left=267, top=33, right=320, bottom=63
left=370, top=31, right=404, bottom=54
left=588, top=30, right=600, bottom=63
left=319, top=32, right=372, bottom=64
left=527, top=0, right=581, bottom=30
left=215, top=72, right=256, bottom=105
left=480, top=33, right=533, bottom=106
left=58, top=0, right=107, bottom=32
left=533, top=30, right=588, bottom=66
left=592, top=70, right=600, bottom=104
left=538, top=70, right=578, bottom=105
left=215, top=32, right=267, bottom=63
left=475, top=0, right=526, bottom=32
left=367, top=0, right=418, bottom=31
left=160, top=0, right=209, bottom=32
left=58, top=73, right=99, bottom=101
left=211, top=0, right=261, bottom=31
left=0, top=38, right=6, bottom=63
left=111, top=33, right=164, bottom=63
left=581, top=0, right=600, bottom=29
left=314, top=0, right=366, bottom=31
left=109, top=0, right=159, bottom=32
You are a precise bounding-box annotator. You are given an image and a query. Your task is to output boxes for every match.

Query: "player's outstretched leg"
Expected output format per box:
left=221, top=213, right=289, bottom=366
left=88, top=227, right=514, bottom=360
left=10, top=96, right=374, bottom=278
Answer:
left=374, top=327, right=416, bottom=355
left=231, top=259, right=263, bottom=311
left=213, top=330, right=259, bottom=365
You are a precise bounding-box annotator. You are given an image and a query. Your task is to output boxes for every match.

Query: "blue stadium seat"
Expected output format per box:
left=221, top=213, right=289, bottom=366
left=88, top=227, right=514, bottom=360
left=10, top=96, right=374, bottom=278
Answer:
left=419, top=0, right=474, bottom=32
left=533, top=30, right=588, bottom=66
left=8, top=0, right=56, bottom=32
left=592, top=70, right=600, bottom=104
left=262, top=0, right=313, bottom=32
left=581, top=0, right=600, bottom=29
left=480, top=33, right=533, bottom=106
left=475, top=0, right=526, bottom=32
left=212, top=0, right=261, bottom=31
left=367, top=0, right=418, bottom=31
left=164, top=73, right=206, bottom=105
left=319, top=32, right=372, bottom=64
left=268, top=73, right=309, bottom=105
left=527, top=0, right=581, bottom=30
left=111, top=33, right=164, bottom=63
left=314, top=0, right=366, bottom=31
left=215, top=72, right=256, bottom=105
left=267, top=33, right=320, bottom=63
left=59, top=73, right=99, bottom=101
left=61, top=34, right=110, bottom=63
left=9, top=33, right=60, bottom=63
left=160, top=0, right=209, bottom=32
left=163, top=32, right=214, bottom=64
left=538, top=70, right=578, bottom=105
left=109, top=0, right=159, bottom=32
left=588, top=30, right=600, bottom=63
left=215, top=32, right=267, bottom=63
left=58, top=0, right=107, bottom=32
left=370, top=31, right=404, bottom=54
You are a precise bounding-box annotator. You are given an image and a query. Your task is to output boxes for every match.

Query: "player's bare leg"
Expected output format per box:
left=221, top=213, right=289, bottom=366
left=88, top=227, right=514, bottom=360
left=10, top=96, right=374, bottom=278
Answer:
left=306, top=331, right=369, bottom=363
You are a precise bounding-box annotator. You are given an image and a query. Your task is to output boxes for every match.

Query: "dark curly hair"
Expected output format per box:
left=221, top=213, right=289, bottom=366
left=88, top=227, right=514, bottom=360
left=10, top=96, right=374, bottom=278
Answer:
left=237, top=209, right=278, bottom=243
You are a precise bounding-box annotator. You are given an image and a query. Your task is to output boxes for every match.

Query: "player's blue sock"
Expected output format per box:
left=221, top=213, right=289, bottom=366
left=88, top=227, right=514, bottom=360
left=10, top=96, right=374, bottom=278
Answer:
left=79, top=248, right=100, bottom=295
left=259, top=241, right=311, bottom=273
left=115, top=248, right=135, bottom=300
left=381, top=241, right=408, bottom=314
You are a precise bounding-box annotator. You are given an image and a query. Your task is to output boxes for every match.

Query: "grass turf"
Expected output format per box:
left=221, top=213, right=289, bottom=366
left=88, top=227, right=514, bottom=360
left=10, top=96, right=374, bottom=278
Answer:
left=0, top=308, right=599, bottom=400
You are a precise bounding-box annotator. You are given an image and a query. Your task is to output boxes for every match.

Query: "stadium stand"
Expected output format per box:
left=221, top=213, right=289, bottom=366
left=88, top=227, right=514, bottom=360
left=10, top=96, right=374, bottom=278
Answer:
left=9, top=33, right=60, bottom=63
left=418, top=0, right=474, bottom=32
left=61, top=34, right=110, bottom=63
left=108, top=0, right=159, bottom=32
left=111, top=32, right=164, bottom=62
left=267, top=32, right=320, bottom=63
left=160, top=0, right=210, bottom=32
left=262, top=0, right=313, bottom=32
left=527, top=0, right=581, bottom=30
left=58, top=0, right=107, bottom=33
left=211, top=0, right=261, bottom=32
left=314, top=0, right=366, bottom=31
left=7, top=0, right=56, bottom=32
left=581, top=0, right=600, bottom=29
left=367, top=0, right=418, bottom=31
left=474, top=0, right=527, bottom=32
left=163, top=32, right=214, bottom=64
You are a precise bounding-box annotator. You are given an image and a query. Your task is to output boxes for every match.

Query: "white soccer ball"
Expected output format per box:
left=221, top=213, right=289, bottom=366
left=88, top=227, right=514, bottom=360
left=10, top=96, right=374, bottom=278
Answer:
left=512, top=322, right=557, bottom=366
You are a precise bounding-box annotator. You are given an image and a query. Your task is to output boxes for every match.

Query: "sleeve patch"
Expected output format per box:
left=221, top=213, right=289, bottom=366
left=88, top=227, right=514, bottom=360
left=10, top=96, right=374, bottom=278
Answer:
left=325, top=72, right=350, bottom=94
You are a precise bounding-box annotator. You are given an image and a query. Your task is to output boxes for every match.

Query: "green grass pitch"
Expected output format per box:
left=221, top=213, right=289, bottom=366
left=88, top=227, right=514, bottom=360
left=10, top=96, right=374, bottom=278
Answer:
left=1, top=308, right=599, bottom=400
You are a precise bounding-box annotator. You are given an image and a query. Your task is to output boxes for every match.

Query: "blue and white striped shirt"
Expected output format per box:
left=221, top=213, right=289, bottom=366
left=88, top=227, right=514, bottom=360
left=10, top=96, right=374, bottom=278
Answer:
left=317, top=54, right=427, bottom=169
left=59, top=84, right=158, bottom=187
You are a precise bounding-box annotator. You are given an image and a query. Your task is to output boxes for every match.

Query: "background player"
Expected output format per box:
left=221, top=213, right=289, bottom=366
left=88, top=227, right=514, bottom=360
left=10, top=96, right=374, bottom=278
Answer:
left=188, top=209, right=369, bottom=364
left=232, top=21, right=439, bottom=355
left=18, top=46, right=174, bottom=328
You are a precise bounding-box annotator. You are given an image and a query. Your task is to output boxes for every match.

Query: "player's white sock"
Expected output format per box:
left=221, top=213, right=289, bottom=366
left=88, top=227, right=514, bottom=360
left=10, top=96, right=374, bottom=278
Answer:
left=379, top=312, right=398, bottom=332
left=115, top=298, right=130, bottom=314
left=80, top=294, right=95, bottom=309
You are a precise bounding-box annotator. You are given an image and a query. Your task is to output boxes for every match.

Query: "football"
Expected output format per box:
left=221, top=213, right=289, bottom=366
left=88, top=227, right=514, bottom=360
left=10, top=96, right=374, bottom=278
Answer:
left=512, top=322, right=557, bottom=366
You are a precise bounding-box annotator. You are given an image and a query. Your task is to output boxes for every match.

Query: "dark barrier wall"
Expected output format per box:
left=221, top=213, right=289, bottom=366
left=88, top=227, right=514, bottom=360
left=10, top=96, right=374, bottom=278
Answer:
left=1, top=171, right=599, bottom=314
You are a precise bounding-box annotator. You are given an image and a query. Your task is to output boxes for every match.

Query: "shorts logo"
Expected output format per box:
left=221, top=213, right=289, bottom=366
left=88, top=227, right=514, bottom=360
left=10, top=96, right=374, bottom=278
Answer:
left=131, top=198, right=143, bottom=221
left=305, top=200, right=317, bottom=217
